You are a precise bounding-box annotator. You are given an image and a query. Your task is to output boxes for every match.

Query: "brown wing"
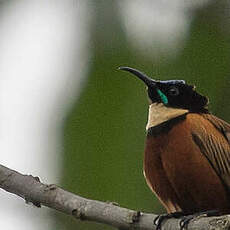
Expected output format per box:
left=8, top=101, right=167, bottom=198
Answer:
left=192, top=113, right=230, bottom=189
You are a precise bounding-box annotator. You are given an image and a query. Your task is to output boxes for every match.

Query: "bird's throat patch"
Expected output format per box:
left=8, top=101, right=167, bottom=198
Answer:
left=146, top=103, right=189, bottom=130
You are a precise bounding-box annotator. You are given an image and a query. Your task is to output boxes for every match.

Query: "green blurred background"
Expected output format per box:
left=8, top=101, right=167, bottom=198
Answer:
left=56, top=1, right=230, bottom=229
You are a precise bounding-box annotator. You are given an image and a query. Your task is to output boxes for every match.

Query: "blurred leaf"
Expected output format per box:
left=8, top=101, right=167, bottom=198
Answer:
left=56, top=1, right=230, bottom=229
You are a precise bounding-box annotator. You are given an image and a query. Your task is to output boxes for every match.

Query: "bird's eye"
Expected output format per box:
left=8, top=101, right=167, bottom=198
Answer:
left=168, top=86, right=179, bottom=96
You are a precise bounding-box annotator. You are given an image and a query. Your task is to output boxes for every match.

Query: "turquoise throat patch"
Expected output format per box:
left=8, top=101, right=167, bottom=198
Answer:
left=156, top=89, right=168, bottom=105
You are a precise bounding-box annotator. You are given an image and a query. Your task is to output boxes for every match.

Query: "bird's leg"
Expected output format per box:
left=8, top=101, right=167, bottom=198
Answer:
left=179, top=210, right=219, bottom=230
left=154, top=211, right=184, bottom=230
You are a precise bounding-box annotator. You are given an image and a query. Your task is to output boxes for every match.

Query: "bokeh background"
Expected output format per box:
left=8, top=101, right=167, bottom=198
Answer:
left=1, top=0, right=230, bottom=229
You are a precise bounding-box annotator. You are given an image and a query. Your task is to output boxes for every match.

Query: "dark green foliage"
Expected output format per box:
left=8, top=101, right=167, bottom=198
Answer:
left=55, top=1, right=230, bottom=229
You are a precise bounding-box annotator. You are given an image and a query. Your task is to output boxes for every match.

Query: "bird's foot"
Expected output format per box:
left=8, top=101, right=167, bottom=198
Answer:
left=154, top=211, right=184, bottom=230
left=179, top=210, right=219, bottom=230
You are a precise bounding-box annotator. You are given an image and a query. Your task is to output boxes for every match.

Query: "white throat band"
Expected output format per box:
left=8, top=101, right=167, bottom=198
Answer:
left=146, top=103, right=189, bottom=130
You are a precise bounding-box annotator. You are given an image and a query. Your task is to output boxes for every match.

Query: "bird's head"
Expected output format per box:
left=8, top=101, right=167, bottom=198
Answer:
left=119, top=66, right=209, bottom=113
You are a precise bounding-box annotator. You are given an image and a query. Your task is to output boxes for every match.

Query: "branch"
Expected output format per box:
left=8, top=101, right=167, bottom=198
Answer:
left=0, top=164, right=230, bottom=230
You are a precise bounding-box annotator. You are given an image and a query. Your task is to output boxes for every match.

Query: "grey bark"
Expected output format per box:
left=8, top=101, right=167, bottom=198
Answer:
left=0, top=164, right=230, bottom=230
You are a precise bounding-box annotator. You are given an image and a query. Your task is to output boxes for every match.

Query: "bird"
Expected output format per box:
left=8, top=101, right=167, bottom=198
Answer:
left=119, top=66, right=230, bottom=228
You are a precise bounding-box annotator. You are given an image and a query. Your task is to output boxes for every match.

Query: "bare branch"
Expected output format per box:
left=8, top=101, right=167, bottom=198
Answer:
left=0, top=164, right=230, bottom=230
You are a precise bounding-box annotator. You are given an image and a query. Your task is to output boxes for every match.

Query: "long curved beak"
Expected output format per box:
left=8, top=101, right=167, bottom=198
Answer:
left=118, top=66, right=156, bottom=88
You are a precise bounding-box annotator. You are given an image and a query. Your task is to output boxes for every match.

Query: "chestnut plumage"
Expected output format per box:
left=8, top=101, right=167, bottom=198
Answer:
left=119, top=66, right=230, bottom=214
